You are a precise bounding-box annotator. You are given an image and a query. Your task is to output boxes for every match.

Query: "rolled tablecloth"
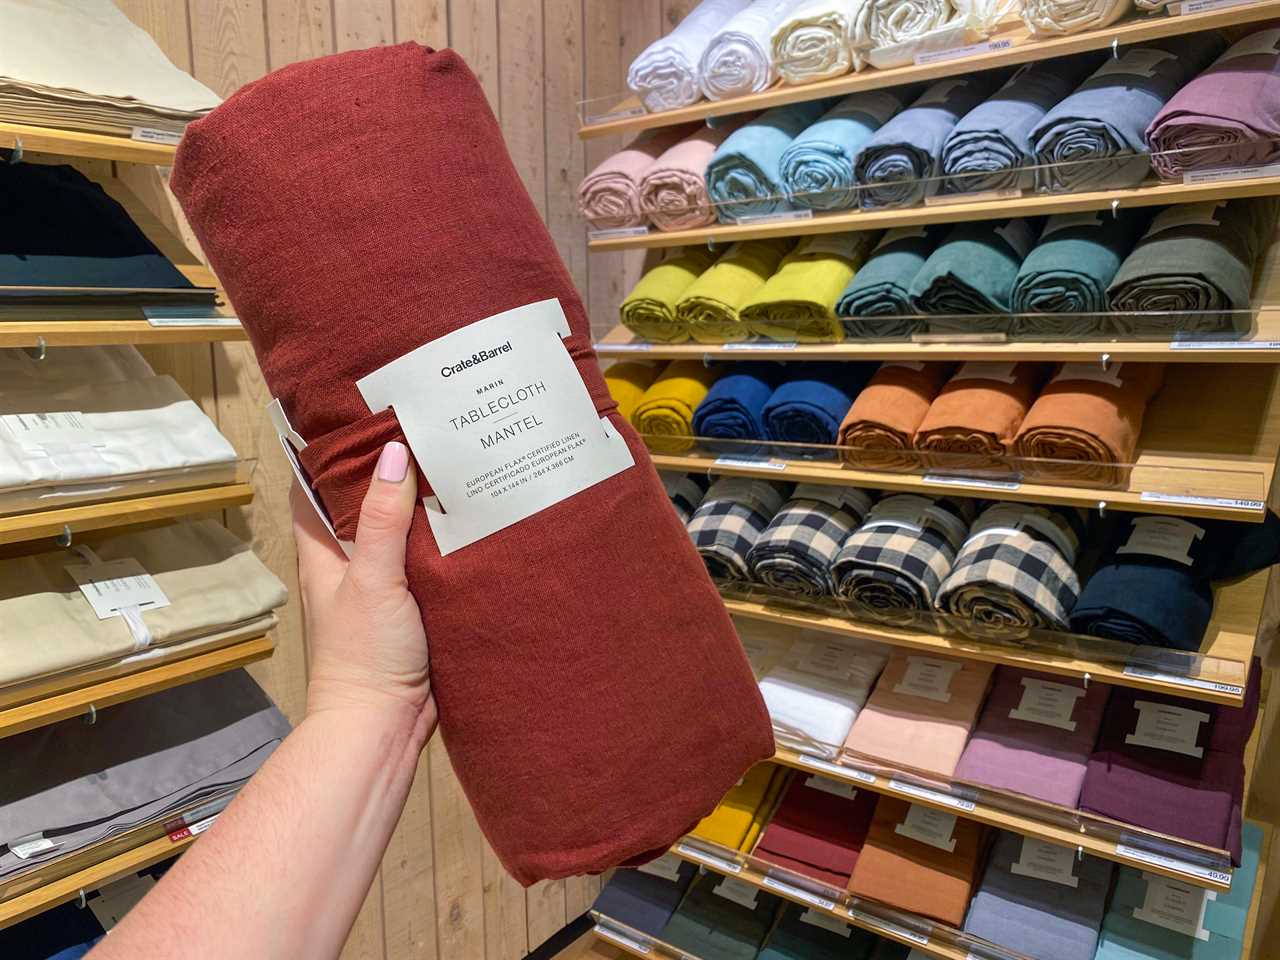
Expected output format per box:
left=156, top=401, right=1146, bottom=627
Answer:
left=627, top=0, right=753, bottom=112
left=747, top=483, right=874, bottom=595
left=1031, top=35, right=1227, bottom=192
left=678, top=238, right=794, bottom=342
left=172, top=44, right=775, bottom=884
left=858, top=0, right=957, bottom=49
left=640, top=118, right=752, bottom=231
left=855, top=75, right=1001, bottom=209
left=837, top=360, right=956, bottom=469
left=762, top=361, right=877, bottom=448
left=688, top=477, right=791, bottom=581
left=692, top=362, right=786, bottom=451
left=664, top=472, right=710, bottom=524
left=836, top=224, right=946, bottom=337
left=909, top=218, right=1037, bottom=316
left=633, top=359, right=721, bottom=453
left=1022, top=0, right=1128, bottom=37
left=621, top=247, right=721, bottom=343
left=771, top=0, right=863, bottom=85
left=604, top=361, right=661, bottom=422
left=742, top=232, right=876, bottom=341
left=915, top=360, right=1053, bottom=467
left=1147, top=28, right=1280, bottom=179
left=699, top=0, right=796, bottom=101
left=780, top=91, right=908, bottom=209
left=577, top=125, right=695, bottom=229
left=708, top=100, right=836, bottom=221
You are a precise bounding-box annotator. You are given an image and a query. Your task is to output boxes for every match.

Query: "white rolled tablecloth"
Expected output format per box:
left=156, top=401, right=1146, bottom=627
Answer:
left=772, top=0, right=865, bottom=85
left=699, top=0, right=799, bottom=101
left=627, top=0, right=752, bottom=112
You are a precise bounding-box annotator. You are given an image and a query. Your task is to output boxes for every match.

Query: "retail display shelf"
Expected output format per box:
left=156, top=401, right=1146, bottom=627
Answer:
left=591, top=919, right=691, bottom=960
left=0, top=317, right=244, bottom=348
left=0, top=119, right=177, bottom=165
left=0, top=634, right=275, bottom=740
left=586, top=174, right=1280, bottom=251
left=577, top=1, right=1280, bottom=138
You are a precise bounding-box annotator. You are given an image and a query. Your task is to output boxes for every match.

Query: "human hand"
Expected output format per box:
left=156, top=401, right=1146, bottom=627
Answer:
left=291, top=441, right=436, bottom=744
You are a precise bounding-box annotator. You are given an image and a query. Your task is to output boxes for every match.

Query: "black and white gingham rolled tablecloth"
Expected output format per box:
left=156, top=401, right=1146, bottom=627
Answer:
left=746, top=483, right=875, bottom=598
left=687, top=477, right=790, bottom=581
left=663, top=471, right=710, bottom=525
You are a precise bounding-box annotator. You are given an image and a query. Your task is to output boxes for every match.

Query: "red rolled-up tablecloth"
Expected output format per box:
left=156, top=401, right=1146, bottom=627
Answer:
left=171, top=43, right=773, bottom=885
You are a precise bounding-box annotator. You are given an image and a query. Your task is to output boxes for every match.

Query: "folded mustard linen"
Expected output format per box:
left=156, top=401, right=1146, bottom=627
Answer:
left=632, top=360, right=721, bottom=453
left=603, top=361, right=662, bottom=422
left=691, top=763, right=789, bottom=851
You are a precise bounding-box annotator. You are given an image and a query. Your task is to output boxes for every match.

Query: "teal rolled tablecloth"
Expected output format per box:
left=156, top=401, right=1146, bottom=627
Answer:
left=909, top=218, right=1038, bottom=321
left=836, top=223, right=946, bottom=337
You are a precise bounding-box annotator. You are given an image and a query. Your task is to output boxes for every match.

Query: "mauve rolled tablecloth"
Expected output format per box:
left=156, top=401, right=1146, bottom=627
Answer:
left=621, top=247, right=721, bottom=343
left=954, top=666, right=1109, bottom=806
left=837, top=361, right=956, bottom=469
left=1031, top=35, right=1227, bottom=192
left=753, top=773, right=879, bottom=886
left=627, top=0, right=753, bottom=112
left=172, top=44, right=774, bottom=885
left=593, top=858, right=700, bottom=935
left=909, top=218, right=1037, bottom=318
left=634, top=359, right=723, bottom=453
left=915, top=360, right=1053, bottom=463
left=747, top=483, right=873, bottom=595
left=771, top=0, right=864, bottom=86
left=757, top=903, right=879, bottom=960
left=1022, top=0, right=1128, bottom=37
left=762, top=361, right=877, bottom=448
left=699, top=0, right=796, bottom=101
left=1148, top=28, right=1280, bottom=180
left=855, top=75, right=1002, bottom=209
left=742, top=233, right=876, bottom=341
left=641, top=119, right=752, bottom=231
left=693, top=362, right=786, bottom=452
left=679, top=238, right=795, bottom=342
left=578, top=125, right=696, bottom=229
left=836, top=224, right=947, bottom=337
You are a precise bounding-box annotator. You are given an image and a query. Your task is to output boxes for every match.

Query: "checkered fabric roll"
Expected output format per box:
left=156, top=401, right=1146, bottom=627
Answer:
left=935, top=502, right=1085, bottom=631
left=687, top=477, right=791, bottom=581
left=832, top=495, right=975, bottom=623
left=662, top=472, right=709, bottom=525
left=746, top=484, right=874, bottom=597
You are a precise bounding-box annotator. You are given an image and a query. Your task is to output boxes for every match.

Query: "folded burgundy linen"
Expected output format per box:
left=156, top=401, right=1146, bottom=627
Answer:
left=752, top=772, right=878, bottom=887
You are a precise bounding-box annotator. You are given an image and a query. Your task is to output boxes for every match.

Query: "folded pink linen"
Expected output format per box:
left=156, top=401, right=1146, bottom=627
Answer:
left=578, top=125, right=699, bottom=229
left=640, top=116, right=753, bottom=231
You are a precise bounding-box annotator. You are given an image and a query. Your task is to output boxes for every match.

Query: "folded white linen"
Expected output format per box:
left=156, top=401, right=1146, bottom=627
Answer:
left=699, top=0, right=799, bottom=101
left=773, top=0, right=866, bottom=84
left=627, top=0, right=753, bottom=112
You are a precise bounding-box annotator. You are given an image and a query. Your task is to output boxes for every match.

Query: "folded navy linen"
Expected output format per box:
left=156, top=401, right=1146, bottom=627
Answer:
left=836, top=224, right=947, bottom=337
left=593, top=858, right=700, bottom=935
left=762, top=361, right=877, bottom=448
left=693, top=363, right=786, bottom=452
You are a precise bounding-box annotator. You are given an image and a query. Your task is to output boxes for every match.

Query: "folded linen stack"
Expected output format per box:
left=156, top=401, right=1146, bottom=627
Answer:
left=690, top=763, right=789, bottom=851
left=592, top=857, right=700, bottom=936
left=771, top=0, right=864, bottom=85
left=748, top=484, right=874, bottom=596
left=662, top=871, right=783, bottom=960
left=627, top=0, right=753, bottom=112
left=1022, top=0, right=1129, bottom=37
left=663, top=472, right=710, bottom=524
left=758, top=903, right=881, bottom=960
left=761, top=361, right=877, bottom=447
left=753, top=773, right=880, bottom=886
left=689, top=477, right=792, bottom=581
left=699, top=0, right=798, bottom=101
left=602, top=361, right=660, bottom=423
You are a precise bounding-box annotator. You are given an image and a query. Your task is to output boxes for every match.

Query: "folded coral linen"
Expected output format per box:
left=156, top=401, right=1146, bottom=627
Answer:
left=954, top=667, right=1109, bottom=806
left=837, top=361, right=956, bottom=469
left=172, top=44, right=774, bottom=884
left=679, top=239, right=794, bottom=342
left=742, top=233, right=875, bottom=340
left=772, top=0, right=863, bottom=85
left=781, top=92, right=908, bottom=209
left=699, top=0, right=796, bottom=100
left=1031, top=36, right=1227, bottom=191
left=855, top=76, right=1001, bottom=209
left=747, top=483, right=873, bottom=595
left=689, top=477, right=790, bottom=581
left=1147, top=29, right=1280, bottom=180
left=0, top=345, right=153, bottom=393
left=604, top=361, right=661, bottom=422
left=964, top=832, right=1114, bottom=960
left=845, top=651, right=995, bottom=777
left=909, top=218, right=1037, bottom=317
left=633, top=359, right=721, bottom=453
left=593, top=858, right=700, bottom=935
left=1022, top=0, right=1128, bottom=37
left=836, top=225, right=946, bottom=336
left=627, top=0, right=754, bottom=112
left=578, top=126, right=695, bottom=229
left=692, top=763, right=787, bottom=851
left=758, top=903, right=879, bottom=960
left=914, top=361, right=1053, bottom=462
left=1013, top=361, right=1164, bottom=485
left=763, top=361, right=876, bottom=446
left=709, top=100, right=839, bottom=221
left=693, top=363, right=785, bottom=451
left=641, top=121, right=752, bottom=231
left=662, top=872, right=782, bottom=960
left=621, top=248, right=721, bottom=343
left=664, top=472, right=710, bottom=524
left=0, top=520, right=286, bottom=690
left=754, top=772, right=879, bottom=886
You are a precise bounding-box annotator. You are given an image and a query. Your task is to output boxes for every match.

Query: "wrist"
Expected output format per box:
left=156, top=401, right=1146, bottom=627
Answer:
left=305, top=676, right=436, bottom=756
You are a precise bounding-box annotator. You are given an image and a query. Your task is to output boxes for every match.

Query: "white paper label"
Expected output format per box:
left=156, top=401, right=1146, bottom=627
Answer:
left=601, top=342, right=653, bottom=353
left=797, top=638, right=862, bottom=681
left=1091, top=47, right=1177, bottom=80
left=925, top=187, right=1023, bottom=207
left=876, top=226, right=930, bottom=249
left=1175, top=0, right=1253, bottom=12
left=143, top=306, right=240, bottom=327
left=994, top=220, right=1035, bottom=259
left=1213, top=26, right=1280, bottom=62
left=1010, top=837, right=1079, bottom=888
left=1009, top=677, right=1085, bottom=731
left=713, top=875, right=761, bottom=909
left=972, top=502, right=1077, bottom=562
left=1183, top=160, right=1280, bottom=185
left=588, top=225, right=650, bottom=240
left=1122, top=662, right=1244, bottom=698
left=913, top=36, right=1012, bottom=65
left=923, top=473, right=1021, bottom=491
left=1116, top=842, right=1233, bottom=886
left=714, top=456, right=788, bottom=471
left=800, top=908, right=853, bottom=937
left=1, top=411, right=101, bottom=449
left=595, top=925, right=652, bottom=954
left=793, top=482, right=873, bottom=517
left=887, top=779, right=977, bottom=812
left=761, top=876, right=836, bottom=909
left=1148, top=202, right=1224, bottom=237
left=735, top=208, right=814, bottom=224
left=1170, top=339, right=1280, bottom=351
left=894, top=656, right=961, bottom=702
left=797, top=752, right=878, bottom=784
left=1042, top=211, right=1102, bottom=238
left=65, top=558, right=171, bottom=621
left=636, top=852, right=684, bottom=882
left=894, top=804, right=958, bottom=851
left=88, top=872, right=156, bottom=930
left=1125, top=701, right=1210, bottom=758
left=130, top=126, right=183, bottom=145
left=1139, top=491, right=1263, bottom=511
left=8, top=834, right=57, bottom=860
left=1117, top=516, right=1205, bottom=567
left=1133, top=874, right=1215, bottom=940
left=846, top=908, right=931, bottom=945
left=676, top=842, right=742, bottom=873
left=722, top=341, right=798, bottom=351
left=356, top=299, right=633, bottom=555
left=1055, top=361, right=1124, bottom=388
left=952, top=361, right=1018, bottom=385
left=805, top=774, right=858, bottom=801
left=863, top=494, right=929, bottom=533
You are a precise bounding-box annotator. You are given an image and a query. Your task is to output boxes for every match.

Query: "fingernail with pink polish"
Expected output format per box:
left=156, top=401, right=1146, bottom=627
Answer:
left=377, top=441, right=409, bottom=483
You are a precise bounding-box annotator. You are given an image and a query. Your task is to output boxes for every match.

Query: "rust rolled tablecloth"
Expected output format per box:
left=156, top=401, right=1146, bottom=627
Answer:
left=837, top=361, right=956, bottom=470
left=1013, top=362, right=1164, bottom=487
left=171, top=44, right=774, bottom=885
left=915, top=362, right=1053, bottom=471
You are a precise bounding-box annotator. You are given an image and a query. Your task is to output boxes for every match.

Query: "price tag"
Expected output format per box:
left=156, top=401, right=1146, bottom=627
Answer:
left=796, top=638, right=861, bottom=681
left=1009, top=837, right=1079, bottom=888
left=588, top=225, right=650, bottom=240
left=1170, top=340, right=1280, bottom=351
left=800, top=908, right=853, bottom=936
left=923, top=473, right=1022, bottom=491
left=889, top=779, right=977, bottom=813
left=1133, top=874, right=1215, bottom=940
left=722, top=341, right=798, bottom=351
left=88, top=872, right=156, bottom=930
left=1139, top=491, right=1263, bottom=512
left=595, top=925, right=652, bottom=954
left=925, top=187, right=1021, bottom=206
left=1174, top=0, right=1256, bottom=12
left=761, top=875, right=836, bottom=910
left=1, top=411, right=101, bottom=449
left=1117, top=516, right=1204, bottom=567
left=1116, top=839, right=1232, bottom=887
left=713, top=875, right=761, bottom=909
left=1125, top=701, right=1210, bottom=758
left=894, top=656, right=961, bottom=703
left=845, top=908, right=931, bottom=945
left=714, top=456, right=788, bottom=471
left=8, top=833, right=58, bottom=860
left=796, top=752, right=877, bottom=784
left=913, top=36, right=1012, bottom=64
left=1182, top=160, right=1280, bottom=185
left=894, top=803, right=959, bottom=851
left=168, top=814, right=218, bottom=842
left=144, top=306, right=240, bottom=327
left=1008, top=676, right=1085, bottom=731
left=1122, top=662, right=1243, bottom=697
left=734, top=208, right=814, bottom=225
left=676, top=842, right=742, bottom=873
left=65, top=558, right=171, bottom=621
left=130, top=126, right=184, bottom=145
left=804, top=774, right=859, bottom=801
left=636, top=852, right=684, bottom=882
left=603, top=342, right=653, bottom=352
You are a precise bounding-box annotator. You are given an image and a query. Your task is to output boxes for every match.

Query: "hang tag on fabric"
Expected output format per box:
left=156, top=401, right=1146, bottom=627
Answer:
left=635, top=853, right=684, bottom=882
left=875, top=226, right=930, bottom=249
left=952, top=361, right=1018, bottom=385
left=713, top=875, right=760, bottom=909
left=1133, top=874, right=1215, bottom=941
left=356, top=299, right=634, bottom=555
left=804, top=774, right=858, bottom=800
left=994, top=220, right=1034, bottom=259
left=65, top=558, right=170, bottom=621
left=1056, top=361, right=1125, bottom=388
left=797, top=639, right=861, bottom=681
left=1009, top=677, right=1084, bottom=731
left=1117, top=517, right=1204, bottom=567
left=894, top=804, right=958, bottom=852
left=8, top=832, right=59, bottom=860
left=894, top=656, right=961, bottom=703
left=1010, top=837, right=1080, bottom=888
left=1148, top=202, right=1224, bottom=237
left=791, top=482, right=873, bottom=517
left=799, top=908, right=854, bottom=937
left=0, top=411, right=103, bottom=451
left=1125, top=701, right=1210, bottom=758
left=913, top=77, right=968, bottom=107
left=88, top=872, right=156, bottom=931
left=1091, top=47, right=1176, bottom=80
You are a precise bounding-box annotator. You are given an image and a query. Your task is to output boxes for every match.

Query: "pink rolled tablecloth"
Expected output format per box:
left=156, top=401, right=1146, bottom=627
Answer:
left=577, top=124, right=699, bottom=229
left=640, top=115, right=752, bottom=231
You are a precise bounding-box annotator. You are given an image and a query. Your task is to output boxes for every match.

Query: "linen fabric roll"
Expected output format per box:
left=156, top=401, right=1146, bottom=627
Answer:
left=753, top=773, right=880, bottom=886
left=935, top=502, right=1084, bottom=631
left=838, top=361, right=957, bottom=469
left=941, top=57, right=1103, bottom=195
left=954, top=667, right=1109, bottom=806
left=855, top=76, right=1002, bottom=209
left=781, top=91, right=908, bottom=209
left=1031, top=36, right=1227, bottom=192
left=627, top=0, right=753, bottom=112
left=1147, top=29, right=1280, bottom=180
left=633, top=359, right=721, bottom=453
left=693, top=363, right=786, bottom=451
left=747, top=483, right=874, bottom=595
left=592, top=858, right=700, bottom=935
left=771, top=0, right=864, bottom=86
left=708, top=101, right=836, bottom=221
left=689, top=477, right=790, bottom=581
left=836, top=225, right=947, bottom=336
left=0, top=345, right=153, bottom=393
left=857, top=0, right=957, bottom=50
left=679, top=238, right=795, bottom=342
left=757, top=903, right=879, bottom=960
left=742, top=233, right=876, bottom=341
left=577, top=125, right=695, bottom=229
left=909, top=218, right=1037, bottom=316
left=833, top=495, right=974, bottom=621
left=172, top=44, right=775, bottom=884
left=621, top=247, right=721, bottom=343
left=663, top=472, right=710, bottom=524
left=641, top=120, right=752, bottom=231
left=0, top=671, right=288, bottom=880
left=661, top=872, right=782, bottom=960
left=963, top=831, right=1114, bottom=960
left=604, top=361, right=661, bottom=422
left=845, top=650, right=995, bottom=777
left=1013, top=361, right=1164, bottom=486
left=847, top=796, right=988, bottom=926
left=0, top=520, right=287, bottom=690
left=762, top=361, right=877, bottom=447
left=699, top=0, right=796, bottom=101
left=1022, top=0, right=1128, bottom=36
left=915, top=361, right=1054, bottom=463
left=691, top=763, right=788, bottom=850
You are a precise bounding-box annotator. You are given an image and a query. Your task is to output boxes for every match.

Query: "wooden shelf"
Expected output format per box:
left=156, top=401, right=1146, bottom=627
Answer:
left=0, top=119, right=176, bottom=165
left=578, top=1, right=1280, bottom=138
left=591, top=921, right=689, bottom=960
left=0, top=318, right=244, bottom=348
left=0, top=634, right=275, bottom=740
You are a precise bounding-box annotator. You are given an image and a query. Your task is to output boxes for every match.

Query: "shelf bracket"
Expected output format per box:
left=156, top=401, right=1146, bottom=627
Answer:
left=7, top=136, right=20, bottom=164
left=84, top=703, right=97, bottom=725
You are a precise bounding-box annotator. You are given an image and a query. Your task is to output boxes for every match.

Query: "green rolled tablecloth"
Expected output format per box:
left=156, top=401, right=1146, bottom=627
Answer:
left=620, top=247, right=721, bottom=343
left=909, top=218, right=1038, bottom=323
left=836, top=223, right=946, bottom=338
left=661, top=873, right=782, bottom=960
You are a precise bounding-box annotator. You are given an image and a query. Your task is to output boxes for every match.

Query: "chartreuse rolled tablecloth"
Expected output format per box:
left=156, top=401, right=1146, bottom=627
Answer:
left=631, top=359, right=721, bottom=453
left=677, top=238, right=794, bottom=343
left=620, top=246, right=720, bottom=343
left=741, top=232, right=876, bottom=342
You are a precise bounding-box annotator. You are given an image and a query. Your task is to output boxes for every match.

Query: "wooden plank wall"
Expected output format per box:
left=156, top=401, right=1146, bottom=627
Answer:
left=110, top=2, right=673, bottom=958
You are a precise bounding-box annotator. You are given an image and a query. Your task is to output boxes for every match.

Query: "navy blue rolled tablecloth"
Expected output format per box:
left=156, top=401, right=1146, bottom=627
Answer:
left=693, top=363, right=786, bottom=452
left=762, top=361, right=878, bottom=448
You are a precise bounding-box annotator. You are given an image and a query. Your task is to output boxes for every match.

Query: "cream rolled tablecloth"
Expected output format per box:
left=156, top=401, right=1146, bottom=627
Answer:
left=772, top=0, right=864, bottom=85
left=1022, top=0, right=1130, bottom=37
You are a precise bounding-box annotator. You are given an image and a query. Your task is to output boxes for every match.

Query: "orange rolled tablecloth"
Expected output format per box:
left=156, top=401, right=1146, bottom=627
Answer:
left=838, top=361, right=956, bottom=470
left=1013, top=362, right=1165, bottom=487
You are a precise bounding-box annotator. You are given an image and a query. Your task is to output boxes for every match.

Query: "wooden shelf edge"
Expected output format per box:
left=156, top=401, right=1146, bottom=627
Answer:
left=0, top=319, right=245, bottom=348
left=577, top=1, right=1280, bottom=139
left=0, top=635, right=275, bottom=740
left=0, top=119, right=177, bottom=165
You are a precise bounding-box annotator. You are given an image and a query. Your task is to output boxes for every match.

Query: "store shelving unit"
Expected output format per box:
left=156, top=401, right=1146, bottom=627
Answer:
left=0, top=120, right=177, bottom=165
left=590, top=919, right=694, bottom=960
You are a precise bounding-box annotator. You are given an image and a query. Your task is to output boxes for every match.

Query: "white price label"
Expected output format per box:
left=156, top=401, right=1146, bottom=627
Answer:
left=796, top=752, right=877, bottom=784
left=894, top=803, right=958, bottom=851
left=676, top=842, right=742, bottom=873
left=1010, top=837, right=1079, bottom=888
left=913, top=37, right=1012, bottom=65
left=846, top=908, right=931, bottom=945
left=1122, top=662, right=1243, bottom=697
left=761, top=875, right=835, bottom=909
left=595, top=925, right=652, bottom=954
left=144, top=306, right=240, bottom=327
left=887, top=779, right=977, bottom=812
left=8, top=834, right=58, bottom=860
left=1116, top=842, right=1233, bottom=887
left=722, top=341, right=798, bottom=351
left=1175, top=0, right=1259, bottom=15
left=1139, top=491, right=1263, bottom=511
left=1182, top=160, right=1280, bottom=185
left=1008, top=677, right=1085, bottom=731
left=1170, top=340, right=1280, bottom=351
left=603, top=342, right=653, bottom=352
left=925, top=187, right=1021, bottom=206
left=636, top=852, right=684, bottom=882
left=734, top=208, right=814, bottom=225
left=65, top=558, right=171, bottom=621
left=713, top=875, right=761, bottom=909
left=1133, top=874, right=1215, bottom=940
left=1, top=410, right=101, bottom=449
left=923, top=473, right=1021, bottom=491
left=714, top=456, right=788, bottom=471
left=588, top=225, right=651, bottom=240
left=130, top=126, right=184, bottom=145
left=894, top=656, right=961, bottom=703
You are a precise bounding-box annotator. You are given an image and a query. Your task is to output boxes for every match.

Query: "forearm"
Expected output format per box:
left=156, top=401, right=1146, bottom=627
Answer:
left=90, top=705, right=429, bottom=960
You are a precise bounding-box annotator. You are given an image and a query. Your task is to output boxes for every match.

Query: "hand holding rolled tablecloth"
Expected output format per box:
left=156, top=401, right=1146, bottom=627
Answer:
left=742, top=232, right=876, bottom=341
left=621, top=247, right=721, bottom=343
left=577, top=125, right=695, bottom=229
left=633, top=359, right=722, bottom=453
left=699, top=0, right=796, bottom=101
left=678, top=238, right=795, bottom=342
left=915, top=361, right=1053, bottom=466
left=747, top=483, right=874, bottom=595
left=837, top=360, right=956, bottom=468
left=771, top=0, right=864, bottom=85
left=627, top=0, right=753, bottom=112
left=836, top=224, right=946, bottom=336
left=640, top=118, right=752, bottom=231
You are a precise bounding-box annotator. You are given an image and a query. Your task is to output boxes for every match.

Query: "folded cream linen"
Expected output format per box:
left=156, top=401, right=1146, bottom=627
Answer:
left=0, top=0, right=220, bottom=135
left=0, top=520, right=287, bottom=689
left=578, top=126, right=697, bottom=229
left=772, top=0, right=864, bottom=86
left=699, top=0, right=799, bottom=101
left=628, top=0, right=754, bottom=112
left=0, top=346, right=153, bottom=393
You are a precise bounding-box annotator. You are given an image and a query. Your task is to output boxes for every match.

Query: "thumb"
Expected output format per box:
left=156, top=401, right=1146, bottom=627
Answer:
left=349, top=441, right=418, bottom=587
